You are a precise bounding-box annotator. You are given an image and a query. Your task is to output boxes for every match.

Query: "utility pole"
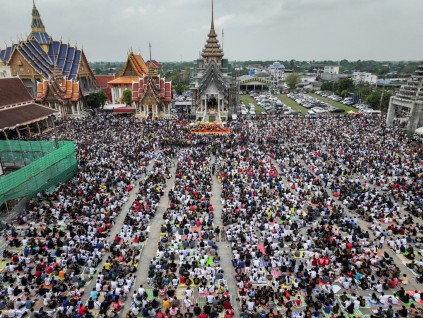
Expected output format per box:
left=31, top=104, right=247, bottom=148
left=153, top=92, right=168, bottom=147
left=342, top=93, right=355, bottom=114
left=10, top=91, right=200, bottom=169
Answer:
left=379, top=78, right=386, bottom=110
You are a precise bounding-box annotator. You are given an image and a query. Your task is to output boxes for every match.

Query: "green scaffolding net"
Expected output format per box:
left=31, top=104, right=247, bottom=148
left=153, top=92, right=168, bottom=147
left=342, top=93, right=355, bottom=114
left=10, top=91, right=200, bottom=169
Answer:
left=0, top=140, right=78, bottom=205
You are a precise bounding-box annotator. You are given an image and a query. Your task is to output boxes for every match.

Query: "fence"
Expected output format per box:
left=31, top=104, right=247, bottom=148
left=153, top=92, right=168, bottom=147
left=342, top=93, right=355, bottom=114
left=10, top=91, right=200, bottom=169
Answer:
left=0, top=140, right=78, bottom=205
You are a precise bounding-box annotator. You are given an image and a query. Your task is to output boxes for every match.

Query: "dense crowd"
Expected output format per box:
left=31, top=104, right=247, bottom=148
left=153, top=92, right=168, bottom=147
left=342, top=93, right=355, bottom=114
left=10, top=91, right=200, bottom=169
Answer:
left=0, top=113, right=422, bottom=318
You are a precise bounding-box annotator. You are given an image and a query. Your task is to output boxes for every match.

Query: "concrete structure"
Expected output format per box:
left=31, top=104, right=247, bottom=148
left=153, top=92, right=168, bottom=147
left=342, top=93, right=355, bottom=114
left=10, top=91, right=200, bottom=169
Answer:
left=190, top=0, right=239, bottom=123
left=352, top=71, right=378, bottom=85
left=324, top=66, right=339, bottom=75
left=386, top=61, right=423, bottom=132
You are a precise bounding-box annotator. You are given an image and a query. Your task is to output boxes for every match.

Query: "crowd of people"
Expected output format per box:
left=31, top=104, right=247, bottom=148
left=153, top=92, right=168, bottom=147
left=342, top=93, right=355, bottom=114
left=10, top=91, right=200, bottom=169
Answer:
left=0, top=112, right=422, bottom=318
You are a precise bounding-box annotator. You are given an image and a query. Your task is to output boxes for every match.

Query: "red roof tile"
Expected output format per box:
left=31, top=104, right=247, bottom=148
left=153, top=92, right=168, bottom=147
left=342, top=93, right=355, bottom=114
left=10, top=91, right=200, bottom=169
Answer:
left=0, top=104, right=58, bottom=130
left=96, top=75, right=115, bottom=88
left=0, top=78, right=33, bottom=108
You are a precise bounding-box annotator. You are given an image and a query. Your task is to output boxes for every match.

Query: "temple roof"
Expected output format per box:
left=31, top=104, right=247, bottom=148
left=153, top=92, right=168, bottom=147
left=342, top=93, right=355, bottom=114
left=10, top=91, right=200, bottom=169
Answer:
left=36, top=77, right=80, bottom=103
left=201, top=0, right=224, bottom=63
left=198, top=60, right=228, bottom=95
left=96, top=75, right=115, bottom=88
left=0, top=40, right=83, bottom=80
left=0, top=78, right=33, bottom=108
left=118, top=52, right=149, bottom=78
left=108, top=77, right=139, bottom=85
left=0, top=104, right=57, bottom=131
left=0, top=77, right=57, bottom=130
left=132, top=74, right=172, bottom=103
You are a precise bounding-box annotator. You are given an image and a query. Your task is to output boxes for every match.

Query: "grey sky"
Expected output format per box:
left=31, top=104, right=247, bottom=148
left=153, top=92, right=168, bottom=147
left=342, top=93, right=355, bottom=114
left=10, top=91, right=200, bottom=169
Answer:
left=1, top=0, right=422, bottom=62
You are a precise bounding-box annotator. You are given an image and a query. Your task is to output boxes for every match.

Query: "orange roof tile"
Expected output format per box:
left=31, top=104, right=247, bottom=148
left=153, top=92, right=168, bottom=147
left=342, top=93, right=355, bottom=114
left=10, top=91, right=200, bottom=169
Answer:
left=108, top=77, right=139, bottom=85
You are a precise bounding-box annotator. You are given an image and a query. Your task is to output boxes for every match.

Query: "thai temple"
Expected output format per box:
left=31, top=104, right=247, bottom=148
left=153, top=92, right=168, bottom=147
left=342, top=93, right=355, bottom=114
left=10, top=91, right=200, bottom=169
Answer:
left=109, top=49, right=173, bottom=118
left=108, top=51, right=149, bottom=104
left=0, top=1, right=97, bottom=117
left=132, top=65, right=172, bottom=118
left=386, top=61, right=423, bottom=132
left=190, top=0, right=239, bottom=123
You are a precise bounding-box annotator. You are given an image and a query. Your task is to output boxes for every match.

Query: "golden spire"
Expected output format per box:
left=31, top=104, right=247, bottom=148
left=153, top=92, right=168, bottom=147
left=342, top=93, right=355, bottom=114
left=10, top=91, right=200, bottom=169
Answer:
left=201, top=0, right=224, bottom=65
left=31, top=0, right=45, bottom=33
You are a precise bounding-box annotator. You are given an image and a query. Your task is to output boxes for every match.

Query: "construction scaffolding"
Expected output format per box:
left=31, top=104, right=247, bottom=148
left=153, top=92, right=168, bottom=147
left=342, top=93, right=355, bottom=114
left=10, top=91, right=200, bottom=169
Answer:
left=0, top=140, right=77, bottom=206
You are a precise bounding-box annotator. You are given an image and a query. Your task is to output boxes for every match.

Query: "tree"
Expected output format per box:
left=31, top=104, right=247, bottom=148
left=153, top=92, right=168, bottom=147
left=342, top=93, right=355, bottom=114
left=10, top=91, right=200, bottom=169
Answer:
left=175, top=82, right=189, bottom=95
left=366, top=90, right=392, bottom=111
left=336, top=78, right=355, bottom=93
left=122, top=89, right=132, bottom=106
left=285, top=73, right=301, bottom=91
left=86, top=91, right=108, bottom=109
left=321, top=82, right=334, bottom=91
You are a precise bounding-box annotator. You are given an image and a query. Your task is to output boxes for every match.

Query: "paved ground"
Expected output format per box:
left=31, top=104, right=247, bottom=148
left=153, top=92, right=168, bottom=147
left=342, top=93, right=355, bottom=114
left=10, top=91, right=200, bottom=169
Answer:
left=121, top=160, right=178, bottom=315
left=211, top=165, right=241, bottom=317
left=81, top=154, right=159, bottom=304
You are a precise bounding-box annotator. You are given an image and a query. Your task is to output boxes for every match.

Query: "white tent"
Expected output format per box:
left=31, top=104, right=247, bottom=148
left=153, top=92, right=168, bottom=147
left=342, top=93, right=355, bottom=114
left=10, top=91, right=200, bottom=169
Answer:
left=415, top=127, right=423, bottom=135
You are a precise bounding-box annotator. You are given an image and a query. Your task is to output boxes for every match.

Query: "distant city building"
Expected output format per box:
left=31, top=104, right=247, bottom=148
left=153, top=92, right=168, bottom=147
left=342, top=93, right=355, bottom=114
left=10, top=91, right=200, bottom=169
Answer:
left=324, top=66, right=340, bottom=75
left=268, top=62, right=286, bottom=84
left=190, top=0, right=239, bottom=123
left=321, top=66, right=341, bottom=81
left=352, top=72, right=378, bottom=85
left=239, top=75, right=272, bottom=92
left=0, top=1, right=97, bottom=117
left=386, top=61, right=423, bottom=132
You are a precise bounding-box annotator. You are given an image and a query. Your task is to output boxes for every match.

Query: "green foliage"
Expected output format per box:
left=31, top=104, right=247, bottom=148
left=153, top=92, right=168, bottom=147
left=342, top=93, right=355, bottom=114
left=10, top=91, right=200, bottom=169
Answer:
left=122, top=89, right=133, bottom=106
left=174, top=82, right=190, bottom=95
left=336, top=78, right=355, bottom=93
left=86, top=91, right=108, bottom=109
left=285, top=73, right=301, bottom=90
left=320, top=82, right=334, bottom=91
left=366, top=90, right=393, bottom=110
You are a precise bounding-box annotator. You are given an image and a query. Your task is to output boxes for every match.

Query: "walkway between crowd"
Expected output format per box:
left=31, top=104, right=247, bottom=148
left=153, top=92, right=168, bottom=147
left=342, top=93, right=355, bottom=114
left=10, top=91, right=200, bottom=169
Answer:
left=211, top=157, right=241, bottom=318
left=121, top=159, right=178, bottom=316
left=81, top=151, right=158, bottom=304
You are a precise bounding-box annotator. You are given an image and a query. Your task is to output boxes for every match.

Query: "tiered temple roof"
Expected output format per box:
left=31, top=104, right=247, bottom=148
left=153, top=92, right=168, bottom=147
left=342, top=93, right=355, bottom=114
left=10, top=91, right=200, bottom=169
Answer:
left=132, top=74, right=172, bottom=103
left=396, top=61, right=423, bottom=102
left=201, top=0, right=224, bottom=65
left=109, top=51, right=149, bottom=85
left=36, top=77, right=80, bottom=104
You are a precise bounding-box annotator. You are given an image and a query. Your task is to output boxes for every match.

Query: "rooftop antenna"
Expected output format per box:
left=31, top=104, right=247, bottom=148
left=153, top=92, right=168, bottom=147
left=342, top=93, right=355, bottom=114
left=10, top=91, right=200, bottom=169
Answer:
left=222, top=29, right=224, bottom=51
left=149, top=42, right=152, bottom=63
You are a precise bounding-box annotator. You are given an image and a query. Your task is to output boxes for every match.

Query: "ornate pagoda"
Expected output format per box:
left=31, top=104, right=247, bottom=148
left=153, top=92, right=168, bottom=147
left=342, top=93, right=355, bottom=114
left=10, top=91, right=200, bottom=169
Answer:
left=0, top=1, right=97, bottom=117
left=386, top=61, right=423, bottom=131
left=190, top=0, right=239, bottom=123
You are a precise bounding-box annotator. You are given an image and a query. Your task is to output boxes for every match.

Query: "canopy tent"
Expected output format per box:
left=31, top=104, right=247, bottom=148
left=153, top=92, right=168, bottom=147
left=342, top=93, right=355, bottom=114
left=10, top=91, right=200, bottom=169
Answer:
left=113, top=107, right=136, bottom=113
left=415, top=127, right=423, bottom=135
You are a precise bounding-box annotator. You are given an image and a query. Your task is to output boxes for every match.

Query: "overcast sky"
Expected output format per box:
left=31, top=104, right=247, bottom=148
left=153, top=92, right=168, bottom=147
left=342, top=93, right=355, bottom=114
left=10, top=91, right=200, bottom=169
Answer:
left=1, top=0, right=422, bottom=62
